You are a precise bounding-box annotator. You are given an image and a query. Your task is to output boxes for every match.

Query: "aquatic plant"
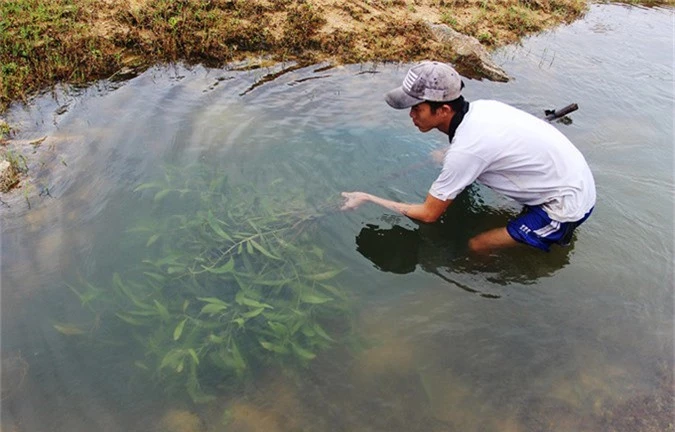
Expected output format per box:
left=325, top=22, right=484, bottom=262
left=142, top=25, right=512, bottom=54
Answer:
left=61, top=163, right=351, bottom=403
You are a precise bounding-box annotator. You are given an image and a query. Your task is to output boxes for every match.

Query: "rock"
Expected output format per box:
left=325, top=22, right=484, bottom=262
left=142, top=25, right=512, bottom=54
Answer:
left=1, top=351, right=29, bottom=401
left=352, top=339, right=416, bottom=380
left=159, top=409, right=205, bottom=432
left=226, top=402, right=284, bottom=432
left=0, top=160, right=10, bottom=175
left=0, top=159, right=19, bottom=193
left=109, top=66, right=140, bottom=82
left=426, top=23, right=510, bottom=82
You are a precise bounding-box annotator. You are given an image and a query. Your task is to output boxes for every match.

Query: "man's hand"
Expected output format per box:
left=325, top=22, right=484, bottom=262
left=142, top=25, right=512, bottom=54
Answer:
left=341, top=191, right=452, bottom=223
left=341, top=191, right=371, bottom=211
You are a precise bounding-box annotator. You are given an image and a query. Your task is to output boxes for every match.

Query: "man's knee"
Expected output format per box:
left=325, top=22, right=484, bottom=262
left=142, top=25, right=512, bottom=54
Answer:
left=468, top=228, right=518, bottom=254
left=468, top=236, right=489, bottom=254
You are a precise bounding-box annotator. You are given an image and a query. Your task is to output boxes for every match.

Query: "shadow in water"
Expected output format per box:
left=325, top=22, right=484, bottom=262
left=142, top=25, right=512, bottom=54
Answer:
left=354, top=187, right=576, bottom=297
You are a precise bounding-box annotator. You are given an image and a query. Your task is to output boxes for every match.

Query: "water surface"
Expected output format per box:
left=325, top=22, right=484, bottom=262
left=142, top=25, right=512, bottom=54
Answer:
left=1, top=4, right=673, bottom=431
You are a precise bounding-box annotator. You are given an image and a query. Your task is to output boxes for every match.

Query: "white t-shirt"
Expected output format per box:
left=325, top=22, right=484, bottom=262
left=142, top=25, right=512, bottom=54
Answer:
left=429, top=100, right=596, bottom=222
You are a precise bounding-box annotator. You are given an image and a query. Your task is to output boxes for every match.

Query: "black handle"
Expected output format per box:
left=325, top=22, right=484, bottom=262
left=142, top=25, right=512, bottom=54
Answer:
left=545, top=103, right=579, bottom=121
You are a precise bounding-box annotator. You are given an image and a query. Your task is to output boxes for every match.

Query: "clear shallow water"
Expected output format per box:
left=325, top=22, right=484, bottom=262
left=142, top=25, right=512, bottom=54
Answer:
left=1, top=4, right=673, bottom=432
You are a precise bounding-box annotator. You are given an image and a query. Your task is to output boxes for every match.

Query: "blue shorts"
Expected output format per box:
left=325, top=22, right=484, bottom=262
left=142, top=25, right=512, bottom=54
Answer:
left=506, top=205, right=593, bottom=252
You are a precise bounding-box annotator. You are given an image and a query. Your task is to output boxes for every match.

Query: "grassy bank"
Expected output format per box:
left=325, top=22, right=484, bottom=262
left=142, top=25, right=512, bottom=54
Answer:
left=1, top=0, right=672, bottom=113
left=0, top=0, right=588, bottom=112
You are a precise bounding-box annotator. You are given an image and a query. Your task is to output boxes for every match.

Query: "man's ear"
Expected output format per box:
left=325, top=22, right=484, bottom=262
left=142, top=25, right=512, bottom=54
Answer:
left=442, top=103, right=455, bottom=117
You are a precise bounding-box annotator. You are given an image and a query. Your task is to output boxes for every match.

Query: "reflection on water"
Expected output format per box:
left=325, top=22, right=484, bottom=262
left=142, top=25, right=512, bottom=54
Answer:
left=355, top=186, right=575, bottom=296
left=1, top=4, right=673, bottom=432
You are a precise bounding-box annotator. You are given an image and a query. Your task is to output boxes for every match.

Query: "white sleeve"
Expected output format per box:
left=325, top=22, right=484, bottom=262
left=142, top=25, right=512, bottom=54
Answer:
left=429, top=151, right=488, bottom=201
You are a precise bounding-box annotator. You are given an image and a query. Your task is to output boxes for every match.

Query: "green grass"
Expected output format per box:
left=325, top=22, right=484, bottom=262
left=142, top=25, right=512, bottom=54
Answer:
left=1, top=0, right=667, bottom=113
left=0, top=121, right=10, bottom=138
left=0, top=0, right=328, bottom=112
left=0, top=0, right=122, bottom=110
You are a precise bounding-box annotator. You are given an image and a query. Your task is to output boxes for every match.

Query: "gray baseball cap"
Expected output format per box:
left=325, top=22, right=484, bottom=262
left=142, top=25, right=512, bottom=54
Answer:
left=385, top=61, right=463, bottom=109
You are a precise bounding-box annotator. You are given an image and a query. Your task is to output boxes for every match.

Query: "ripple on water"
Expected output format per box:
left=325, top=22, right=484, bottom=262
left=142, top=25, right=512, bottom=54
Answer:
left=0, top=4, right=673, bottom=432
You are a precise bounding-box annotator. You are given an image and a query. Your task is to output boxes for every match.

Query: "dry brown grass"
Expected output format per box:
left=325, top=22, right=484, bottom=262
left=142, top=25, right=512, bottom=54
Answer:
left=0, top=0, right=592, bottom=112
left=0, top=0, right=671, bottom=112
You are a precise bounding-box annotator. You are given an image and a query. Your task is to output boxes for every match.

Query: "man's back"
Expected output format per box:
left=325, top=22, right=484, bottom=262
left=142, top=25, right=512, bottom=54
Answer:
left=434, top=100, right=596, bottom=222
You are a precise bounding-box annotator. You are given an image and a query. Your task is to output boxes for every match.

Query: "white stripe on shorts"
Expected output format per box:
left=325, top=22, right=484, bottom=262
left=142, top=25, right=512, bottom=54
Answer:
left=533, top=220, right=561, bottom=238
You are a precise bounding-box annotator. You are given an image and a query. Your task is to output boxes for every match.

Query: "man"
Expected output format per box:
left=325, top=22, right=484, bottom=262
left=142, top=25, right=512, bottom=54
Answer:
left=341, top=61, right=596, bottom=254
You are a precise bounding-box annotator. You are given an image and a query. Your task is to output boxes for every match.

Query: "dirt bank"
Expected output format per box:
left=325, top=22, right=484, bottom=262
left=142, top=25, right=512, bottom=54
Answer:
left=2, top=0, right=673, bottom=115
left=0, top=0, right=594, bottom=114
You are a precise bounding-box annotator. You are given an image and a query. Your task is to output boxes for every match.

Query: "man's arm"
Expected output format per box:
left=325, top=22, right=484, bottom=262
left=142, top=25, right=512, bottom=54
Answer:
left=341, top=191, right=452, bottom=223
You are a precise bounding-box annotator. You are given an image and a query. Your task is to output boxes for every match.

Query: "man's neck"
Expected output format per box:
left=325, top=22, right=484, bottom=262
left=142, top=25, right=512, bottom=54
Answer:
left=438, top=111, right=455, bottom=135
left=445, top=99, right=470, bottom=142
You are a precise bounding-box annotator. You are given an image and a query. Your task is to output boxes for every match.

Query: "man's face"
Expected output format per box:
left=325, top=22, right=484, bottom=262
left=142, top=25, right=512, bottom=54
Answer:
left=409, top=102, right=443, bottom=133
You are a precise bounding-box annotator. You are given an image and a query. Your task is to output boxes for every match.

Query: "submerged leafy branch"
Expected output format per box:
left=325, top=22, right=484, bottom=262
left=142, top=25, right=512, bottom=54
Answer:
left=64, top=163, right=351, bottom=403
